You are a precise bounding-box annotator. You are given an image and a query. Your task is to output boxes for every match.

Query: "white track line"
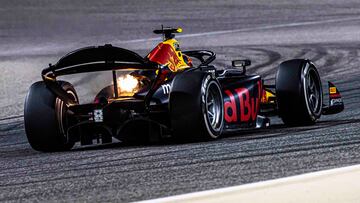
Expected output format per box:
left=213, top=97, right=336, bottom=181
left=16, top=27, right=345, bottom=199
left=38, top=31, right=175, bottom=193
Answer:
left=119, top=16, right=360, bottom=44
left=137, top=164, right=360, bottom=203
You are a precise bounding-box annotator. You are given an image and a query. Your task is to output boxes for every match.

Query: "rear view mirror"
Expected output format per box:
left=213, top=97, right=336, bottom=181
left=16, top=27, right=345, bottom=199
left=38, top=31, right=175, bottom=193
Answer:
left=232, top=59, right=251, bottom=68
left=232, top=59, right=251, bottom=75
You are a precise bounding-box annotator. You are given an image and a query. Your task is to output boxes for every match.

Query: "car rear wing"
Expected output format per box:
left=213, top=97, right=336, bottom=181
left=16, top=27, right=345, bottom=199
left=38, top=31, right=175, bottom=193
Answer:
left=41, top=44, right=158, bottom=106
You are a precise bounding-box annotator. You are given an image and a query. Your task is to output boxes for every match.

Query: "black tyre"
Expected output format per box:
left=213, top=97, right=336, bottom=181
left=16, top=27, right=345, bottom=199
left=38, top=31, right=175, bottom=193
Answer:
left=276, top=59, right=323, bottom=126
left=170, top=71, right=224, bottom=141
left=94, top=85, right=114, bottom=103
left=24, top=81, right=79, bottom=152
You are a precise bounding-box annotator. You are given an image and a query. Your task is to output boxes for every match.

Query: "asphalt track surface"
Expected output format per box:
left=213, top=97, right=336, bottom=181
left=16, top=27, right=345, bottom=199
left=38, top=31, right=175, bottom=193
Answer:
left=1, top=0, right=360, bottom=202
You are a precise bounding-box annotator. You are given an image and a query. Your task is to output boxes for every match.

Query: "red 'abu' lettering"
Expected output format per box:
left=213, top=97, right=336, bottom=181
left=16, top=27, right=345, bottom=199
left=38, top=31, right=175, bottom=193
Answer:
left=224, top=90, right=237, bottom=122
left=224, top=81, right=262, bottom=123
left=235, top=88, right=251, bottom=122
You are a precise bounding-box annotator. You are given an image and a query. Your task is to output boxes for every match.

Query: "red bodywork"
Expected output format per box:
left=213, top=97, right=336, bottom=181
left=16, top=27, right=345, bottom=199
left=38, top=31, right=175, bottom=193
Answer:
left=147, top=42, right=192, bottom=71
left=147, top=43, right=181, bottom=71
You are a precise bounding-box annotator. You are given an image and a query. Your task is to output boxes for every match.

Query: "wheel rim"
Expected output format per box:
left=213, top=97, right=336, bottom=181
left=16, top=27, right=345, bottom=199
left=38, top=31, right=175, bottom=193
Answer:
left=304, top=67, right=322, bottom=115
left=55, top=90, right=77, bottom=137
left=205, top=82, right=223, bottom=131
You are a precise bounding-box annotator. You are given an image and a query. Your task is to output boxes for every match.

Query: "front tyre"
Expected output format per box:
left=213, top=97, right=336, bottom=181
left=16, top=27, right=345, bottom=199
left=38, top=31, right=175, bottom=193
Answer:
left=276, top=59, right=323, bottom=126
left=170, top=71, right=224, bottom=141
left=24, top=81, right=78, bottom=152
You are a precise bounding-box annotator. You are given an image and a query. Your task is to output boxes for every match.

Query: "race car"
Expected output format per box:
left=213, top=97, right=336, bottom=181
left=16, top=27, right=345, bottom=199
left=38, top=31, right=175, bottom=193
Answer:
left=24, top=27, right=344, bottom=152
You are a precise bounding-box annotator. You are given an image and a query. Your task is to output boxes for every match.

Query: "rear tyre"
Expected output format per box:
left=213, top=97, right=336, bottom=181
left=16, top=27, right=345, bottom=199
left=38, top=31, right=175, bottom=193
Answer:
left=24, top=81, right=79, bottom=152
left=276, top=59, right=322, bottom=126
left=94, top=85, right=114, bottom=104
left=170, top=71, right=224, bottom=141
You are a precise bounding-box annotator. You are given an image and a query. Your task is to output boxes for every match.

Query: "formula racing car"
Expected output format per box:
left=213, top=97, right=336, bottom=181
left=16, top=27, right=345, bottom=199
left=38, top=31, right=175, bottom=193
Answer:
left=24, top=27, right=344, bottom=152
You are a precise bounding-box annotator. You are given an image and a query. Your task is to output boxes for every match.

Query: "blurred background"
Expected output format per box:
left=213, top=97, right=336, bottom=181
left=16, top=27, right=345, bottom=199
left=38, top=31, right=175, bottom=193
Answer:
left=1, top=0, right=360, bottom=119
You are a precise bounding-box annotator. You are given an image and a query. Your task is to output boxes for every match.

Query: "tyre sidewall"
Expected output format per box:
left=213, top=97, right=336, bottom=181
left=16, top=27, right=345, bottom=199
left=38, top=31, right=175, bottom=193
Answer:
left=301, top=62, right=323, bottom=121
left=276, top=59, right=323, bottom=125
left=24, top=81, right=77, bottom=151
left=170, top=71, right=224, bottom=141
left=201, top=75, right=224, bottom=139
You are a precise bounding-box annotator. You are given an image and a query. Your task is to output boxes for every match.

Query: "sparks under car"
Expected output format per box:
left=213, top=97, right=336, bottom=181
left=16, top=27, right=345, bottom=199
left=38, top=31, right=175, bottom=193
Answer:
left=24, top=27, right=344, bottom=152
